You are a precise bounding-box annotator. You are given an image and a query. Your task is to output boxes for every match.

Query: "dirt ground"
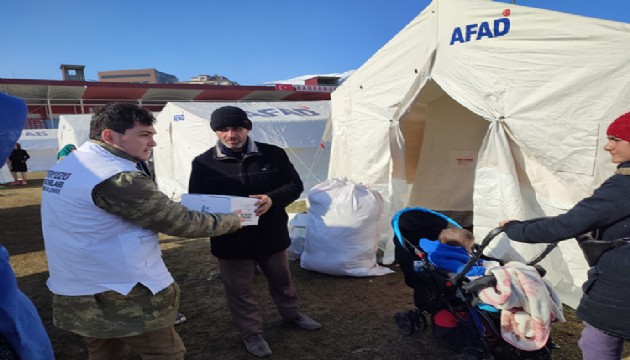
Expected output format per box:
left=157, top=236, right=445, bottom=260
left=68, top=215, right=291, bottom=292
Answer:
left=1, top=175, right=627, bottom=360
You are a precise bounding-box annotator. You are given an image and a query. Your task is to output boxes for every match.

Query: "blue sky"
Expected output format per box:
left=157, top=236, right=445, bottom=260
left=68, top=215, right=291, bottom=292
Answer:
left=1, top=1, right=628, bottom=85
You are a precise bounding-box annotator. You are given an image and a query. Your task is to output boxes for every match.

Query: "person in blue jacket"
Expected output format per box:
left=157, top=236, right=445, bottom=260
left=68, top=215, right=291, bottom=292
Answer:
left=0, top=93, right=55, bottom=359
left=0, top=246, right=55, bottom=360
left=420, top=226, right=486, bottom=277
left=500, top=111, right=630, bottom=360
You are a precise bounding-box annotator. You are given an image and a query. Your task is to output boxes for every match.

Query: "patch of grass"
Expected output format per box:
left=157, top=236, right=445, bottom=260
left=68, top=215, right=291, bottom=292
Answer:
left=286, top=199, right=307, bottom=213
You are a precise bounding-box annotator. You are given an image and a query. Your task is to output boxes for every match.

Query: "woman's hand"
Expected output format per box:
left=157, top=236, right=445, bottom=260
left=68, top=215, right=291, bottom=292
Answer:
left=499, top=219, right=516, bottom=227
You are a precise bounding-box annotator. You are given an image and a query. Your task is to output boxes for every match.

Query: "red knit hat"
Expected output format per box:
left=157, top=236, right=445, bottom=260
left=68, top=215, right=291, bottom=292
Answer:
left=607, top=112, right=630, bottom=142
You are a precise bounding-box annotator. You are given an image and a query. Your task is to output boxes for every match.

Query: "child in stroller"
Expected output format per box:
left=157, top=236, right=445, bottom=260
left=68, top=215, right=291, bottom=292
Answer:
left=392, top=207, right=562, bottom=360
left=421, top=226, right=487, bottom=278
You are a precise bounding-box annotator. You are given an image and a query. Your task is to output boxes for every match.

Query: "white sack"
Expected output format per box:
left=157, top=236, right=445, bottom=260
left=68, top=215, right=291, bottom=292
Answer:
left=0, top=165, right=13, bottom=184
left=287, top=213, right=308, bottom=261
left=287, top=235, right=305, bottom=261
left=300, top=178, right=394, bottom=276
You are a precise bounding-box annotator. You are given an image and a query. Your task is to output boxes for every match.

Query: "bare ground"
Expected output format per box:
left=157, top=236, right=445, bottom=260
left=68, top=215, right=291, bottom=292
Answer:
left=1, top=175, right=627, bottom=360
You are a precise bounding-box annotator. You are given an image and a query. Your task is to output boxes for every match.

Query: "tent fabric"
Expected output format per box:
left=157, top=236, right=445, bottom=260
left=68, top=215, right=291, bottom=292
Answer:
left=58, top=112, right=161, bottom=152
left=16, top=129, right=58, bottom=172
left=326, top=0, right=630, bottom=308
left=57, top=114, right=93, bottom=151
left=153, top=101, right=331, bottom=200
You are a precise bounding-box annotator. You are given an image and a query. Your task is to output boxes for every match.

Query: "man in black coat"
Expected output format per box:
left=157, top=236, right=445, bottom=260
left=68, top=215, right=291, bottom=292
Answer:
left=188, top=106, right=321, bottom=357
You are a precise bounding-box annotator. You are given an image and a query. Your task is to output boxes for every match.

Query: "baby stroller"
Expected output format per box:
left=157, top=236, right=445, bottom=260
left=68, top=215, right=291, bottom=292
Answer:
left=392, top=207, right=559, bottom=360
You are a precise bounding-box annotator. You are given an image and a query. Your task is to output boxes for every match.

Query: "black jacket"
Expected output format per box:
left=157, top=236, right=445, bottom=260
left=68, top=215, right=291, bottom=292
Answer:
left=503, top=161, right=630, bottom=338
left=189, top=139, right=303, bottom=259
left=8, top=149, right=29, bottom=171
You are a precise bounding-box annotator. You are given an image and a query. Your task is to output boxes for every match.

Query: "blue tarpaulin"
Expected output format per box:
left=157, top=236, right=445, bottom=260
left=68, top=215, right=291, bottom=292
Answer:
left=0, top=93, right=27, bottom=164
left=0, top=93, right=54, bottom=358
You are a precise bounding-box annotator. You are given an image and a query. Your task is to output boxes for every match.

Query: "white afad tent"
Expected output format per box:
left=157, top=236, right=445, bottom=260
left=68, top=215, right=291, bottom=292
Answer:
left=17, top=129, right=58, bottom=171
left=327, top=0, right=630, bottom=307
left=153, top=101, right=330, bottom=200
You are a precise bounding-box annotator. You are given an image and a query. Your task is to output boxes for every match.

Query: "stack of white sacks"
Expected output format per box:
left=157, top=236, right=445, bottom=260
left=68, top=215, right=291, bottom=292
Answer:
left=291, top=178, right=394, bottom=277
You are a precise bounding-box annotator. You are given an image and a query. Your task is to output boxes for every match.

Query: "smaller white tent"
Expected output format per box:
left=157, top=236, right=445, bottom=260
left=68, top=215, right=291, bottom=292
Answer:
left=58, top=114, right=93, bottom=150
left=58, top=112, right=161, bottom=152
left=17, top=129, right=58, bottom=171
left=153, top=101, right=331, bottom=200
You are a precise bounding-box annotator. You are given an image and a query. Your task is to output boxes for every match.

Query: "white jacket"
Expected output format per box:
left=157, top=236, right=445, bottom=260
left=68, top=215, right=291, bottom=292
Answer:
left=41, top=142, right=173, bottom=296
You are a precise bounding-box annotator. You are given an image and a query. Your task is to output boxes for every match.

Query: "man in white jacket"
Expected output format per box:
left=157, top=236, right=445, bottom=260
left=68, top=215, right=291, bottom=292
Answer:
left=41, top=102, right=242, bottom=360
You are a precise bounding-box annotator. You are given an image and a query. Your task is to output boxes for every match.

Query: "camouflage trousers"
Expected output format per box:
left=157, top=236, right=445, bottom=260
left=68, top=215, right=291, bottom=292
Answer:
left=84, top=326, right=185, bottom=360
left=53, top=282, right=180, bottom=339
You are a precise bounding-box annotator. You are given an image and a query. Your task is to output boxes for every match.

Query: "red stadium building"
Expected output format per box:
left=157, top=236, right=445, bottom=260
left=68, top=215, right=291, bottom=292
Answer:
left=0, top=78, right=333, bottom=129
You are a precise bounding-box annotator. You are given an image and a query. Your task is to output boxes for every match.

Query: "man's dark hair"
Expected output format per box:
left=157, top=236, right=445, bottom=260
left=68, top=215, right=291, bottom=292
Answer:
left=89, top=102, right=155, bottom=141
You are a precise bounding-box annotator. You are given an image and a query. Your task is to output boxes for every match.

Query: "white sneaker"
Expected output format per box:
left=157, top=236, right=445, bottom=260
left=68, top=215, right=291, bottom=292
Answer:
left=174, top=312, right=187, bottom=325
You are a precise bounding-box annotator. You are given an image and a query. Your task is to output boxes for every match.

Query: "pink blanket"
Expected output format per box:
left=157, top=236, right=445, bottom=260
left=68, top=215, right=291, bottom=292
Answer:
left=477, top=262, right=565, bottom=351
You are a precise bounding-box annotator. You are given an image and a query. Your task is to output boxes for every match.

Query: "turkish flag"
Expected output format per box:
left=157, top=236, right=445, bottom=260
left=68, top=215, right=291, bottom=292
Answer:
left=275, top=84, right=294, bottom=91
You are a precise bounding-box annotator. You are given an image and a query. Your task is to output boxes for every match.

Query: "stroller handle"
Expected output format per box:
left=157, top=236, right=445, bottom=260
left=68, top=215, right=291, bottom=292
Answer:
left=452, top=225, right=559, bottom=285
left=452, top=227, right=505, bottom=284
left=479, top=227, right=505, bottom=248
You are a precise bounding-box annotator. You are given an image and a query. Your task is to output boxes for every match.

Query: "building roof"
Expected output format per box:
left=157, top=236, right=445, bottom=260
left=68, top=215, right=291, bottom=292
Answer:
left=0, top=78, right=331, bottom=107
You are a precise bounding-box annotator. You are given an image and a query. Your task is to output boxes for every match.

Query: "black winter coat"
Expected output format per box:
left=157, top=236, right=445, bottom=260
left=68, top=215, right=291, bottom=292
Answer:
left=503, top=161, right=630, bottom=339
left=188, top=139, right=303, bottom=259
left=8, top=148, right=29, bottom=172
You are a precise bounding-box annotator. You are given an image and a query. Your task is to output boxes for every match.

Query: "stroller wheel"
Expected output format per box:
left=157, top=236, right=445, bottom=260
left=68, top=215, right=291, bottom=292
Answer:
left=412, top=309, right=427, bottom=332
left=395, top=311, right=415, bottom=335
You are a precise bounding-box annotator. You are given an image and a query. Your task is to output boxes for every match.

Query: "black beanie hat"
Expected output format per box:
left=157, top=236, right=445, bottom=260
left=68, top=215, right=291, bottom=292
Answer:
left=210, top=106, right=252, bottom=131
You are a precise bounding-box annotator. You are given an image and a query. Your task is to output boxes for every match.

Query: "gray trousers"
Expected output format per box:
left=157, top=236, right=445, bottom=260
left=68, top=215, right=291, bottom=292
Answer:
left=218, top=250, right=300, bottom=339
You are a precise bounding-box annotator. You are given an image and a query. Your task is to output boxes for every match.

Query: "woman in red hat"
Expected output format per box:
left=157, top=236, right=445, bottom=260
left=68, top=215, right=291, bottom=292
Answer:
left=500, top=112, right=630, bottom=360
